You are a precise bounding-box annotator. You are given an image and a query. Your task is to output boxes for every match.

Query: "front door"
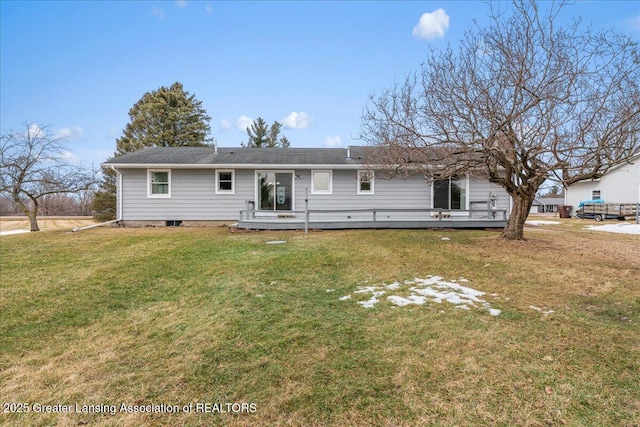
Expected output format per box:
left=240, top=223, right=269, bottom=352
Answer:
left=257, top=172, right=293, bottom=212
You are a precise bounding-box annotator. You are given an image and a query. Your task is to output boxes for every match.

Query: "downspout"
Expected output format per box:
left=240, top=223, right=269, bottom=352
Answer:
left=114, top=166, right=123, bottom=222
left=72, top=166, right=123, bottom=232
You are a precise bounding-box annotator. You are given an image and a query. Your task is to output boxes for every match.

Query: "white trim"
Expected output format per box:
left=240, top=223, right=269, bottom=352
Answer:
left=254, top=170, right=295, bottom=212
left=357, top=170, right=375, bottom=195
left=215, top=169, right=235, bottom=194
left=147, top=169, right=171, bottom=198
left=110, top=166, right=123, bottom=220
left=311, top=170, right=333, bottom=195
left=465, top=176, right=470, bottom=210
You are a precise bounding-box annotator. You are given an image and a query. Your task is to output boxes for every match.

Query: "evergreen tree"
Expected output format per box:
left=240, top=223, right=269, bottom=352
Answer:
left=93, top=82, right=212, bottom=220
left=243, top=117, right=290, bottom=148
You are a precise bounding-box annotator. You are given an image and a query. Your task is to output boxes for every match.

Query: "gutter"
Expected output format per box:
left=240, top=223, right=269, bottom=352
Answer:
left=100, top=163, right=369, bottom=170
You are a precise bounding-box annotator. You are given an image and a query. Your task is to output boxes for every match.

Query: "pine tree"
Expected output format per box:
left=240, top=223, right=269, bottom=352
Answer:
left=243, top=117, right=290, bottom=148
left=93, top=82, right=212, bottom=220
left=115, top=82, right=212, bottom=154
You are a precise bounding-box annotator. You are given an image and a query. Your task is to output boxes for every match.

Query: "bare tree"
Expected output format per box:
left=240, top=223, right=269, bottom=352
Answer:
left=0, top=122, right=94, bottom=231
left=361, top=0, right=640, bottom=240
left=75, top=189, right=95, bottom=216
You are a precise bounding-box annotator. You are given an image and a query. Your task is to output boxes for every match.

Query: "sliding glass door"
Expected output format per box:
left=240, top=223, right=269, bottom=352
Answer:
left=433, top=177, right=466, bottom=210
left=257, top=172, right=293, bottom=212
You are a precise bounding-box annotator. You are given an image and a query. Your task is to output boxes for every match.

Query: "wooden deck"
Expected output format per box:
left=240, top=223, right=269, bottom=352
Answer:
left=234, top=208, right=508, bottom=231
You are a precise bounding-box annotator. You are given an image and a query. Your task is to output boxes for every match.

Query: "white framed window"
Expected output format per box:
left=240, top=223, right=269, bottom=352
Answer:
left=148, top=169, right=171, bottom=198
left=591, top=190, right=601, bottom=200
left=216, top=169, right=235, bottom=194
left=357, top=170, right=374, bottom=195
left=311, top=170, right=332, bottom=194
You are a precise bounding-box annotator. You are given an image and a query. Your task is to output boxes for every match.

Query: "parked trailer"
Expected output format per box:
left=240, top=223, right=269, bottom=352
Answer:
left=575, top=202, right=637, bottom=221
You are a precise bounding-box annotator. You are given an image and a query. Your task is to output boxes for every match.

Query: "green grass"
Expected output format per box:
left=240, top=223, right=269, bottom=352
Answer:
left=1, top=224, right=639, bottom=426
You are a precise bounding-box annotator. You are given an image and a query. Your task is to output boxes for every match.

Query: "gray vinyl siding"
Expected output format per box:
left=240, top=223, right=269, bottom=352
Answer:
left=467, top=177, right=511, bottom=213
left=297, top=171, right=510, bottom=220
left=120, top=169, right=254, bottom=220
left=119, top=168, right=511, bottom=221
left=300, top=170, right=429, bottom=208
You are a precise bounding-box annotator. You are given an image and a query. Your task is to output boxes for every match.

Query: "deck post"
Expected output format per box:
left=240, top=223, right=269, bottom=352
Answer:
left=305, top=188, right=309, bottom=235
left=373, top=210, right=377, bottom=222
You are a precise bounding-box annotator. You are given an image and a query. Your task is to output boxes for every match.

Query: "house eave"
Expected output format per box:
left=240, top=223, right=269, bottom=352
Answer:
left=102, top=163, right=371, bottom=170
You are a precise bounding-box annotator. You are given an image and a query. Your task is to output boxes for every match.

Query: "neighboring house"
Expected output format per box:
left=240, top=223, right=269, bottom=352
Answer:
left=530, top=197, right=564, bottom=214
left=102, top=146, right=511, bottom=227
left=565, top=155, right=640, bottom=209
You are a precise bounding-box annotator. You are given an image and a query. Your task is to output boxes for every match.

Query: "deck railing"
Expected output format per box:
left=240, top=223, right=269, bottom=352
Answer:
left=240, top=204, right=508, bottom=233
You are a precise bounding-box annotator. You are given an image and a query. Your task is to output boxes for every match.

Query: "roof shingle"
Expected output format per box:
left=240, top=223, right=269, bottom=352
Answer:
left=104, top=146, right=368, bottom=167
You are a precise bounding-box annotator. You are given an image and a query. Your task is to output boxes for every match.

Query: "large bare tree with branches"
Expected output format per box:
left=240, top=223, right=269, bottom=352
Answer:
left=0, top=122, right=94, bottom=231
left=361, top=0, right=639, bottom=240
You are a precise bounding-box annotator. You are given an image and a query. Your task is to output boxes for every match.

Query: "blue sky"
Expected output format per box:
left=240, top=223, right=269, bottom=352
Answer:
left=1, top=1, right=639, bottom=168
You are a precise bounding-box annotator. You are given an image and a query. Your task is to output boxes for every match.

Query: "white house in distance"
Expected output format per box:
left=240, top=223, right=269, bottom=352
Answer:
left=565, top=155, right=640, bottom=208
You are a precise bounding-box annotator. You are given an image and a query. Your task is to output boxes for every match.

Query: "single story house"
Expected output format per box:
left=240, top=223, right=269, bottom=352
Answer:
left=530, top=197, right=564, bottom=214
left=102, top=146, right=512, bottom=229
left=565, top=155, right=640, bottom=209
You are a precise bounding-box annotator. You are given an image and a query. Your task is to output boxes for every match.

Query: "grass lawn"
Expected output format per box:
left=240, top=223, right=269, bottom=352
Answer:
left=1, top=221, right=638, bottom=426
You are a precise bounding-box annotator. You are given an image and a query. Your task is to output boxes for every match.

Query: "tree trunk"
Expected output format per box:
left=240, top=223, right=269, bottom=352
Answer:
left=28, top=210, right=40, bottom=232
left=500, top=191, right=536, bottom=240
left=13, top=192, right=40, bottom=232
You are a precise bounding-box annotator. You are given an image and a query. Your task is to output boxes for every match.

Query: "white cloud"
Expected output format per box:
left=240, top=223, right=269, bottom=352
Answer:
left=323, top=136, right=342, bottom=147
left=152, top=7, right=164, bottom=19
left=176, top=0, right=187, bottom=7
left=220, top=118, right=231, bottom=132
left=60, top=150, right=79, bottom=163
left=27, top=123, right=43, bottom=138
left=56, top=128, right=73, bottom=138
left=412, top=9, right=450, bottom=40
left=55, top=126, right=83, bottom=139
left=236, top=115, right=254, bottom=131
left=282, top=111, right=311, bottom=130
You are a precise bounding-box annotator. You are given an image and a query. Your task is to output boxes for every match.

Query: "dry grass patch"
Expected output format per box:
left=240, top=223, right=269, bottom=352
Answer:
left=0, top=216, right=96, bottom=233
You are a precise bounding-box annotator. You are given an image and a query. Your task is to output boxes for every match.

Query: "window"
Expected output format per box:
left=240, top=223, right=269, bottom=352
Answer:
left=148, top=170, right=171, bottom=198
left=216, top=170, right=235, bottom=194
left=433, top=176, right=466, bottom=210
left=592, top=190, right=601, bottom=200
left=357, top=170, right=374, bottom=194
left=312, top=170, right=332, bottom=194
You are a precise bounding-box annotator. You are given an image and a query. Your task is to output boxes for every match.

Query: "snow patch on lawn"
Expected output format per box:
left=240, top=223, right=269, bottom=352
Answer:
left=525, top=220, right=561, bottom=226
left=341, top=276, right=501, bottom=316
left=584, top=223, right=640, bottom=235
left=530, top=305, right=555, bottom=316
